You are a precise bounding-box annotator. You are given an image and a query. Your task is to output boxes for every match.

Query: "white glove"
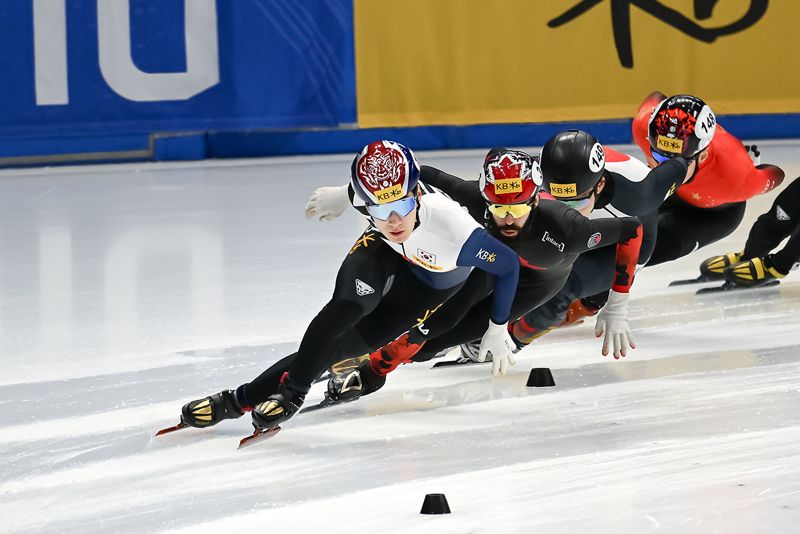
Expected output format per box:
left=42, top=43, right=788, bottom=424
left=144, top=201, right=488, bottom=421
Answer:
left=477, top=321, right=516, bottom=376
left=744, top=144, right=761, bottom=166
left=304, top=184, right=349, bottom=221
left=594, top=290, right=636, bottom=359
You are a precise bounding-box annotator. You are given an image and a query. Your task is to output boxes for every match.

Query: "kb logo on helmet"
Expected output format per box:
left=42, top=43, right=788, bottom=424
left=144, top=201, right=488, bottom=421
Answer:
left=494, top=178, right=523, bottom=193
left=374, top=185, right=404, bottom=204
left=550, top=183, right=578, bottom=198
left=657, top=136, right=684, bottom=154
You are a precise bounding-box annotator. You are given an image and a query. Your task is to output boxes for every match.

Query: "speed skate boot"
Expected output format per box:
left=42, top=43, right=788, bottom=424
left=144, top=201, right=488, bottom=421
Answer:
left=700, top=251, right=744, bottom=281
left=325, top=331, right=423, bottom=402
left=327, top=357, right=387, bottom=402
left=181, top=390, right=244, bottom=428
left=459, top=339, right=485, bottom=362
left=251, top=382, right=305, bottom=430
left=315, top=353, right=371, bottom=383
left=725, top=255, right=786, bottom=288
left=559, top=297, right=602, bottom=328
left=326, top=332, right=439, bottom=401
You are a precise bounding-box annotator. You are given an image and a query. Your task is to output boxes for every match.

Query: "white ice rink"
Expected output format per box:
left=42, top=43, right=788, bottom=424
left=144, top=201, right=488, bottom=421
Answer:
left=1, top=142, right=799, bottom=533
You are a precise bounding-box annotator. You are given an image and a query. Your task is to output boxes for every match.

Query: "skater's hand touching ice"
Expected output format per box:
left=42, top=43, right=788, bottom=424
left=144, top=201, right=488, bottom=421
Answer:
left=594, top=290, right=636, bottom=359
left=478, top=321, right=516, bottom=376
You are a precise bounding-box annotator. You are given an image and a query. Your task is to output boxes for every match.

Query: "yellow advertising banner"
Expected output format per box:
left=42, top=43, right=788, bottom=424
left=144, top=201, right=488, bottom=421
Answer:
left=354, top=0, right=800, bottom=127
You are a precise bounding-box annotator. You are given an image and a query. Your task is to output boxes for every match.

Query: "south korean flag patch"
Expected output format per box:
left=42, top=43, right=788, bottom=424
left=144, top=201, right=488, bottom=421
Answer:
left=355, top=279, right=375, bottom=297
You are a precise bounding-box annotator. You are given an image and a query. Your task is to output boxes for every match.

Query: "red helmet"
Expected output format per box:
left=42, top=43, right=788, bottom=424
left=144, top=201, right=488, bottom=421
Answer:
left=648, top=95, right=716, bottom=160
left=479, top=148, right=542, bottom=205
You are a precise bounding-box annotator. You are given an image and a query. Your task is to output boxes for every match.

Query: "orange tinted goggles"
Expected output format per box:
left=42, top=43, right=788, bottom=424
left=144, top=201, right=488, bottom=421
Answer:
left=487, top=203, right=532, bottom=218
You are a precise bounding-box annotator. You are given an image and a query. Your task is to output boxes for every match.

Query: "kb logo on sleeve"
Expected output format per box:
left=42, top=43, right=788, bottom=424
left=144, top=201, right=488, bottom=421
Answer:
left=476, top=249, right=497, bottom=263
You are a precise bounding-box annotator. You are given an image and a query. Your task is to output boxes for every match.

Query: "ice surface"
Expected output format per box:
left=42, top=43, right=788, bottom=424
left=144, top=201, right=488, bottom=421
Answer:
left=1, top=142, right=799, bottom=533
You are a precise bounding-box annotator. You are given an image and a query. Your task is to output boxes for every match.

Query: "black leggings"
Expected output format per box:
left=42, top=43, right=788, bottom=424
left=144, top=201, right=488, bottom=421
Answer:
left=742, top=177, right=800, bottom=273
left=241, top=264, right=464, bottom=405
left=511, top=246, right=616, bottom=344
left=412, top=269, right=570, bottom=359
left=646, top=196, right=747, bottom=267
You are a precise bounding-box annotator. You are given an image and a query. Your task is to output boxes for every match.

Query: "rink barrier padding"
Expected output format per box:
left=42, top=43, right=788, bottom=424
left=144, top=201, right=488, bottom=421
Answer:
left=0, top=114, right=800, bottom=167
left=2, top=1, right=800, bottom=166
left=204, top=114, right=800, bottom=158
left=0, top=132, right=208, bottom=168
left=1, top=113, right=799, bottom=168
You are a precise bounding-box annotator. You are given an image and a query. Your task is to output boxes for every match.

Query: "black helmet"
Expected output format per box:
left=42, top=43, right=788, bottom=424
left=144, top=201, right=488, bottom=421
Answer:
left=648, top=94, right=716, bottom=160
left=540, top=130, right=605, bottom=199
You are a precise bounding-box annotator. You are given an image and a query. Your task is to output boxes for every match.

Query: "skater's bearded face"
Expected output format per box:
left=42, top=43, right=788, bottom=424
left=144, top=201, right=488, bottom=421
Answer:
left=491, top=211, right=530, bottom=239
left=488, top=198, right=536, bottom=243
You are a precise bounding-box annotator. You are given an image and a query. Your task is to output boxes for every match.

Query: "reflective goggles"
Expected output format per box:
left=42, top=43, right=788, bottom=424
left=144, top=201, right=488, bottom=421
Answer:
left=650, top=149, right=672, bottom=164
left=559, top=186, right=596, bottom=211
left=561, top=196, right=595, bottom=211
left=487, top=203, right=533, bottom=218
left=366, top=196, right=417, bottom=220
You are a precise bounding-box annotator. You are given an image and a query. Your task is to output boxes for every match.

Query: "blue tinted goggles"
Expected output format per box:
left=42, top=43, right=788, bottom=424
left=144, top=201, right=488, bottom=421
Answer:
left=366, top=196, right=417, bottom=220
left=650, top=149, right=672, bottom=164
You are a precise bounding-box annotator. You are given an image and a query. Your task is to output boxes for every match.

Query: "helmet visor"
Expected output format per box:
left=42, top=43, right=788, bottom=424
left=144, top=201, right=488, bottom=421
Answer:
left=487, top=203, right=532, bottom=218
left=366, top=196, right=417, bottom=220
